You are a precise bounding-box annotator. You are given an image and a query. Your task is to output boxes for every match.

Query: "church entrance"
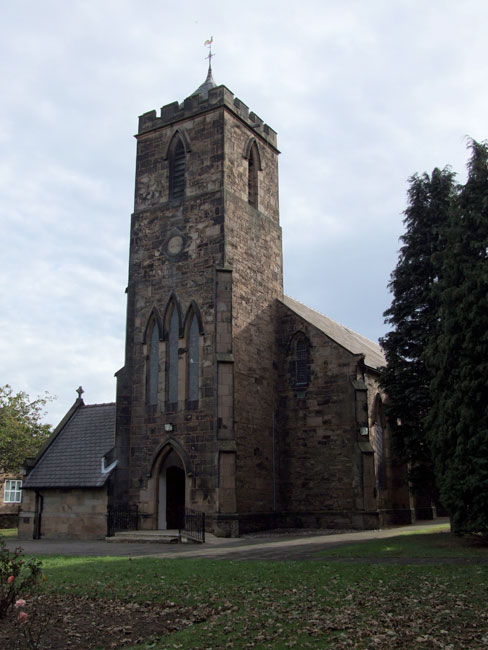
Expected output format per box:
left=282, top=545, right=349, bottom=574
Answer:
left=157, top=450, right=185, bottom=530
left=166, top=466, right=185, bottom=528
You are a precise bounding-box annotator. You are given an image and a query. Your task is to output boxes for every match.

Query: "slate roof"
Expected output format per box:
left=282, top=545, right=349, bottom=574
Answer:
left=24, top=402, right=116, bottom=489
left=281, top=295, right=386, bottom=371
left=191, top=64, right=217, bottom=99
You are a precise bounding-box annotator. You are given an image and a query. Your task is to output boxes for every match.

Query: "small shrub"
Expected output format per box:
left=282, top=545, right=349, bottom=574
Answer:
left=0, top=538, right=43, bottom=618
left=14, top=595, right=52, bottom=650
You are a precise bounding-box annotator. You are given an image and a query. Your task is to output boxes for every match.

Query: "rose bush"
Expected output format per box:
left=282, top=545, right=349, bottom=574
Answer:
left=0, top=538, right=43, bottom=618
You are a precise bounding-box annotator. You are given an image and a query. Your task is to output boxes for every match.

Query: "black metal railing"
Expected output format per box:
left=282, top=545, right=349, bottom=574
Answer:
left=179, top=508, right=205, bottom=543
left=107, top=505, right=139, bottom=537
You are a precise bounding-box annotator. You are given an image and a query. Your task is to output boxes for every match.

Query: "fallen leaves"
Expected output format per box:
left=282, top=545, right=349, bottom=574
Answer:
left=0, top=593, right=216, bottom=650
left=1, top=559, right=487, bottom=649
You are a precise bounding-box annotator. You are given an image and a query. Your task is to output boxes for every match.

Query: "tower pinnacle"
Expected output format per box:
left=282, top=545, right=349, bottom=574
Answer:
left=191, top=37, right=217, bottom=99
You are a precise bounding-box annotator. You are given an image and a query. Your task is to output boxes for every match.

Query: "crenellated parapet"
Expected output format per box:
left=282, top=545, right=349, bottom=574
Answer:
left=138, top=85, right=277, bottom=149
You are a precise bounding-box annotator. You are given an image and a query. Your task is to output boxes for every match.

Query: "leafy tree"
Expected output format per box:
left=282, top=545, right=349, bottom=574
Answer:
left=0, top=385, right=53, bottom=473
left=425, top=140, right=488, bottom=534
left=380, top=167, right=457, bottom=500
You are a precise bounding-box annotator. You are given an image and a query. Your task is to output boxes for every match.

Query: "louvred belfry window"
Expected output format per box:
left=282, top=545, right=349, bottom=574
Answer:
left=248, top=142, right=258, bottom=208
left=170, top=138, right=186, bottom=200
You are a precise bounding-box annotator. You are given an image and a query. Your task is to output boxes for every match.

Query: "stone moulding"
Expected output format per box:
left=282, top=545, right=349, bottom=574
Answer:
left=146, top=438, right=194, bottom=479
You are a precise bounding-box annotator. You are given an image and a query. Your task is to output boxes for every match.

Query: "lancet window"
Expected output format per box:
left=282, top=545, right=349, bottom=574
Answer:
left=147, top=320, right=160, bottom=406
left=169, top=137, right=186, bottom=200
left=248, top=141, right=259, bottom=208
left=187, top=312, right=200, bottom=404
left=167, top=306, right=180, bottom=406
left=289, top=333, right=310, bottom=388
left=373, top=396, right=387, bottom=490
left=295, top=335, right=309, bottom=386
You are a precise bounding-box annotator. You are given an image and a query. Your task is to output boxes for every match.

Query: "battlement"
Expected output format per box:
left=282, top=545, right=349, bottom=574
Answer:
left=138, top=84, right=278, bottom=149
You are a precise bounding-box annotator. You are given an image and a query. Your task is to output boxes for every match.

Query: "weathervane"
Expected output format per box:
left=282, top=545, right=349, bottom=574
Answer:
left=204, top=36, right=215, bottom=71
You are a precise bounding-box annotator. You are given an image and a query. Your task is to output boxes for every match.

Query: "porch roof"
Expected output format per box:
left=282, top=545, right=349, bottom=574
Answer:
left=24, top=402, right=116, bottom=489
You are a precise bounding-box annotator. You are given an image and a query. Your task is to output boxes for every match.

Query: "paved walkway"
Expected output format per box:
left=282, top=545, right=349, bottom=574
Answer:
left=5, top=519, right=451, bottom=562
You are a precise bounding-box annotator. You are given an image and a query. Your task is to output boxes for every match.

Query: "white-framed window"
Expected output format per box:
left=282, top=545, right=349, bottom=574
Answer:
left=4, top=480, right=22, bottom=503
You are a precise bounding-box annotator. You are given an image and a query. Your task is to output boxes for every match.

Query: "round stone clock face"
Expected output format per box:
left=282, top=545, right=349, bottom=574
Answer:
left=167, top=235, right=184, bottom=255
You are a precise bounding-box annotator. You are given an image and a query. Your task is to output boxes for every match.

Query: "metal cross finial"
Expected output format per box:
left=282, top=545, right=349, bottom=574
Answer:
left=204, top=36, right=215, bottom=70
left=76, top=386, right=84, bottom=399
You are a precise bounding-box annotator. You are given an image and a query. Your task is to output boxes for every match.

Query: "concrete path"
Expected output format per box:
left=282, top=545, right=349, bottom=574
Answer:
left=5, top=519, right=450, bottom=562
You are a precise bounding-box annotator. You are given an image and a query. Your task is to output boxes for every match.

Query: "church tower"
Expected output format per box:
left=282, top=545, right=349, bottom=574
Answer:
left=112, top=63, right=283, bottom=536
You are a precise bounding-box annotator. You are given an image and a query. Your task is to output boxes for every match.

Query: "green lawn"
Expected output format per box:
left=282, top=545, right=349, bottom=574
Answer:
left=316, top=525, right=488, bottom=559
left=0, top=527, right=17, bottom=538
left=27, top=530, right=488, bottom=649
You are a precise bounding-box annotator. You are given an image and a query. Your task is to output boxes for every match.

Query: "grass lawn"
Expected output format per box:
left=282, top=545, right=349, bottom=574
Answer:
left=0, top=527, right=17, bottom=538
left=3, top=529, right=488, bottom=649
left=316, top=524, right=488, bottom=559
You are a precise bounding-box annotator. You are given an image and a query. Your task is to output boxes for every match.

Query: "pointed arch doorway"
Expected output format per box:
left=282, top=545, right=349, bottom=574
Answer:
left=158, top=450, right=186, bottom=530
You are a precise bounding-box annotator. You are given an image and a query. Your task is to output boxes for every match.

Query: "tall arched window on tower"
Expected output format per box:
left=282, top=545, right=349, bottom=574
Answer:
left=187, top=312, right=200, bottom=404
left=169, top=136, right=186, bottom=200
left=147, top=320, right=160, bottom=406
left=167, top=306, right=180, bottom=407
left=248, top=141, right=259, bottom=208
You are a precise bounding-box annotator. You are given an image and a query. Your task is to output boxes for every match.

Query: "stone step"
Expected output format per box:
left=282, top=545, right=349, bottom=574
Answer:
left=105, top=529, right=188, bottom=544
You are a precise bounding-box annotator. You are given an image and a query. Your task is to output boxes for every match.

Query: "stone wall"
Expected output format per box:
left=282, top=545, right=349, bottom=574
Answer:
left=18, top=488, right=108, bottom=540
left=114, top=107, right=228, bottom=521
left=273, top=302, right=413, bottom=530
left=222, top=110, right=282, bottom=526
left=364, top=374, right=414, bottom=526
left=276, top=302, right=366, bottom=525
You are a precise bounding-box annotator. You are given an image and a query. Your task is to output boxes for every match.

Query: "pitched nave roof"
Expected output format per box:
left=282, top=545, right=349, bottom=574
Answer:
left=282, top=295, right=386, bottom=371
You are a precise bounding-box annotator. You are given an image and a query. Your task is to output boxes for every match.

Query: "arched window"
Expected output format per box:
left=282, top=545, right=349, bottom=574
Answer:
left=248, top=141, right=259, bottom=208
left=289, top=333, right=310, bottom=388
left=373, top=396, right=387, bottom=490
left=295, top=337, right=308, bottom=386
left=169, top=137, right=186, bottom=200
left=187, top=313, right=200, bottom=404
left=167, top=306, right=180, bottom=406
left=147, top=321, right=160, bottom=406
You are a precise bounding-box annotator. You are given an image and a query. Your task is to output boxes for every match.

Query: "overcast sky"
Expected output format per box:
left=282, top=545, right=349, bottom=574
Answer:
left=2, top=0, right=487, bottom=425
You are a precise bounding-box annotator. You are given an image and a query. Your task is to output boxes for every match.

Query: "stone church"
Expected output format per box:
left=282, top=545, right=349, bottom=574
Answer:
left=19, top=65, right=415, bottom=540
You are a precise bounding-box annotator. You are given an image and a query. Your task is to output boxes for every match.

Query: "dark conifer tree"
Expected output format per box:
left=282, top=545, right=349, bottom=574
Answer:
left=426, top=140, right=488, bottom=534
left=380, top=167, right=457, bottom=501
